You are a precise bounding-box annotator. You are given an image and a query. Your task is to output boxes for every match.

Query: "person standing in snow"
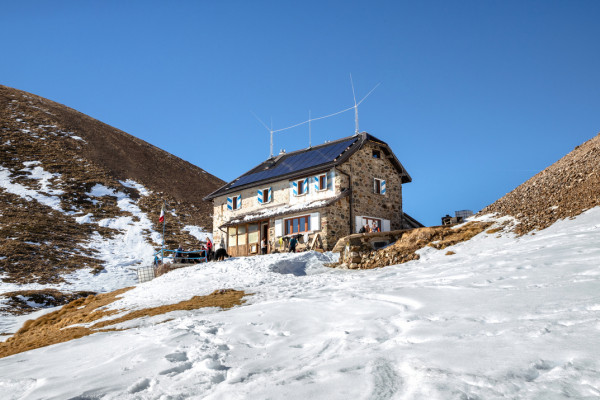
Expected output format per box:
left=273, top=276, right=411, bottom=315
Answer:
left=175, top=244, right=184, bottom=263
left=261, top=238, right=267, bottom=255
left=206, top=238, right=213, bottom=261
left=289, top=236, right=298, bottom=253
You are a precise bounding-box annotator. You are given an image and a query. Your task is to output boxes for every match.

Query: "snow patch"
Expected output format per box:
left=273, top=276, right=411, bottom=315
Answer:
left=119, top=179, right=150, bottom=196
left=183, top=225, right=212, bottom=243
left=75, top=213, right=94, bottom=224
left=0, top=166, right=63, bottom=211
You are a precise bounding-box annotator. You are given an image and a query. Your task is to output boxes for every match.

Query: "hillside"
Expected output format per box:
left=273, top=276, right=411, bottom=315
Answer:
left=0, top=85, right=223, bottom=311
left=1, top=209, right=599, bottom=398
left=480, top=133, right=600, bottom=234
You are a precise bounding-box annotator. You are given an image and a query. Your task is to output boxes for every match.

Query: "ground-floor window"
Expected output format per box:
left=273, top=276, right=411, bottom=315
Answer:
left=364, top=217, right=381, bottom=231
left=285, top=215, right=311, bottom=235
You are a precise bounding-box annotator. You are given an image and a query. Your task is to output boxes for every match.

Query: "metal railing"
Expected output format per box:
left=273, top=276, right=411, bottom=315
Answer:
left=153, top=249, right=208, bottom=264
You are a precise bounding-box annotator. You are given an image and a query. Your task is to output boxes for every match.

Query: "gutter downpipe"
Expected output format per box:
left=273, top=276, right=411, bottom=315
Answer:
left=335, top=166, right=354, bottom=235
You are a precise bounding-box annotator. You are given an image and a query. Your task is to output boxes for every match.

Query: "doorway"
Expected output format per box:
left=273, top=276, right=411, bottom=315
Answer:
left=261, top=221, right=269, bottom=254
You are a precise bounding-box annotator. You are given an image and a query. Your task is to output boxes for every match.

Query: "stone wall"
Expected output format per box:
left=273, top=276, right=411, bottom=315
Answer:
left=337, top=141, right=404, bottom=232
left=211, top=167, right=345, bottom=247
left=321, top=197, right=351, bottom=250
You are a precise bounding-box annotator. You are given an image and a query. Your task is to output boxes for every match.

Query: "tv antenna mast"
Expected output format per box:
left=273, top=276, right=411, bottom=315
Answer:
left=350, top=73, right=359, bottom=135
left=253, top=77, right=380, bottom=158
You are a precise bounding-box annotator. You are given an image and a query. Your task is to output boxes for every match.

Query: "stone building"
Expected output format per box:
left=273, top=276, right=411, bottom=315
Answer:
left=203, top=132, right=422, bottom=256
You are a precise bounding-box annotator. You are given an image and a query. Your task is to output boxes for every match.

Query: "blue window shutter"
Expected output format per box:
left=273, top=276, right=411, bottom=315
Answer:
left=227, top=197, right=232, bottom=210
left=314, top=176, right=319, bottom=192
left=268, top=187, right=272, bottom=202
left=257, top=189, right=263, bottom=204
left=381, top=180, right=386, bottom=195
left=303, top=177, right=309, bottom=194
left=292, top=181, right=298, bottom=196
left=237, top=194, right=242, bottom=208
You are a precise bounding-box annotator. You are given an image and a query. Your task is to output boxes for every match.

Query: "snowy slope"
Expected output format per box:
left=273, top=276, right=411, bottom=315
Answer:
left=1, top=209, right=600, bottom=399
left=0, top=174, right=210, bottom=334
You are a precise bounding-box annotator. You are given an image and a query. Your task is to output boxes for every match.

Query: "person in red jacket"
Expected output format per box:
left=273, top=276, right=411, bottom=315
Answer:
left=206, top=238, right=213, bottom=261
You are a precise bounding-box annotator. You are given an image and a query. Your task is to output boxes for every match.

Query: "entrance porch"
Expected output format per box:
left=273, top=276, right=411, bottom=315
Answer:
left=227, top=220, right=269, bottom=257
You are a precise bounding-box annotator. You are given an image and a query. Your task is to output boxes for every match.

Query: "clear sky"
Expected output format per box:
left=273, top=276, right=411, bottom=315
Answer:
left=2, top=1, right=599, bottom=226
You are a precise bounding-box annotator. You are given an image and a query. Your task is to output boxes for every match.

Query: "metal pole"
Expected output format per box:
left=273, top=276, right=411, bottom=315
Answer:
left=308, top=110, right=311, bottom=148
left=161, top=200, right=166, bottom=264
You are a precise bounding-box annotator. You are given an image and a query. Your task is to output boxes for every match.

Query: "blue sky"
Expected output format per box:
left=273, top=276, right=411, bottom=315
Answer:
left=2, top=1, right=599, bottom=226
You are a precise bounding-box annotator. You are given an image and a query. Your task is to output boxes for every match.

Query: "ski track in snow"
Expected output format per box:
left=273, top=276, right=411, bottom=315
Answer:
left=1, top=208, right=600, bottom=398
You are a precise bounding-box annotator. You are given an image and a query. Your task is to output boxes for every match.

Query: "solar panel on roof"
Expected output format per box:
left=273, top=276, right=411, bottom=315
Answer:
left=228, top=138, right=357, bottom=189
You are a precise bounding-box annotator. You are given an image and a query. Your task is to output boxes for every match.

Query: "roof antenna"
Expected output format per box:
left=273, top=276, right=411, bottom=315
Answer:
left=308, top=110, right=312, bottom=148
left=250, top=111, right=274, bottom=158
left=350, top=73, right=359, bottom=135
left=270, top=117, right=274, bottom=157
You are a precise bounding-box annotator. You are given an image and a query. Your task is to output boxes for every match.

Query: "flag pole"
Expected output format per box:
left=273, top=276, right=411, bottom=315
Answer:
left=161, top=200, right=166, bottom=264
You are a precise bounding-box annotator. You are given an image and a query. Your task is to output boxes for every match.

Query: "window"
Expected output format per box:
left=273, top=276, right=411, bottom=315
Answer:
left=228, top=226, right=237, bottom=247
left=372, top=150, right=381, bottom=158
left=237, top=224, right=246, bottom=245
left=228, top=195, right=242, bottom=210
left=318, top=174, right=327, bottom=191
left=284, top=215, right=311, bottom=235
left=364, top=217, right=382, bottom=232
left=294, top=178, right=308, bottom=196
left=374, top=178, right=386, bottom=195
left=248, top=223, right=259, bottom=244
left=258, top=187, right=272, bottom=204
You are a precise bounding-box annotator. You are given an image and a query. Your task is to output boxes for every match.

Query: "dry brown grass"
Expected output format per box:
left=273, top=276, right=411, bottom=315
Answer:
left=445, top=251, right=456, bottom=256
left=427, top=222, right=493, bottom=250
left=354, top=222, right=492, bottom=269
left=0, top=288, right=248, bottom=359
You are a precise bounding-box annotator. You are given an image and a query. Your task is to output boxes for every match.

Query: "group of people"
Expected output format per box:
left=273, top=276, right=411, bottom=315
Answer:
left=358, top=222, right=381, bottom=234
left=173, top=238, right=216, bottom=262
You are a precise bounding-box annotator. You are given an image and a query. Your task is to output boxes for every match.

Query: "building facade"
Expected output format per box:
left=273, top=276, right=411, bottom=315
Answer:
left=204, top=132, right=421, bottom=256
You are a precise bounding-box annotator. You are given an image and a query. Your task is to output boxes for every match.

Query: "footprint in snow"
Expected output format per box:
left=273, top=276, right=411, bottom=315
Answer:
left=127, top=378, right=151, bottom=394
left=369, top=358, right=402, bottom=400
left=159, top=362, right=193, bottom=376
left=165, top=352, right=189, bottom=363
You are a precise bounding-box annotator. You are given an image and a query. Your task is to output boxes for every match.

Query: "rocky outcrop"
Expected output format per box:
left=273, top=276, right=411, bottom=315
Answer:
left=333, top=222, right=491, bottom=270
left=480, top=134, right=600, bottom=235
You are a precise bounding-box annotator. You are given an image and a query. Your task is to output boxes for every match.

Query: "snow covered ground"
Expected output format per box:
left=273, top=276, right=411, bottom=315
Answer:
left=1, top=209, right=600, bottom=399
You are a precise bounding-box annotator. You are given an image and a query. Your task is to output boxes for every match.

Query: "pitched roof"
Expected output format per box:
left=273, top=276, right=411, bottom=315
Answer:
left=204, top=132, right=411, bottom=200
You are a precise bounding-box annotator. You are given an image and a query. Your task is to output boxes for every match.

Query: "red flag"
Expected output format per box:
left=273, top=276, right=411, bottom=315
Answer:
left=159, top=205, right=165, bottom=223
